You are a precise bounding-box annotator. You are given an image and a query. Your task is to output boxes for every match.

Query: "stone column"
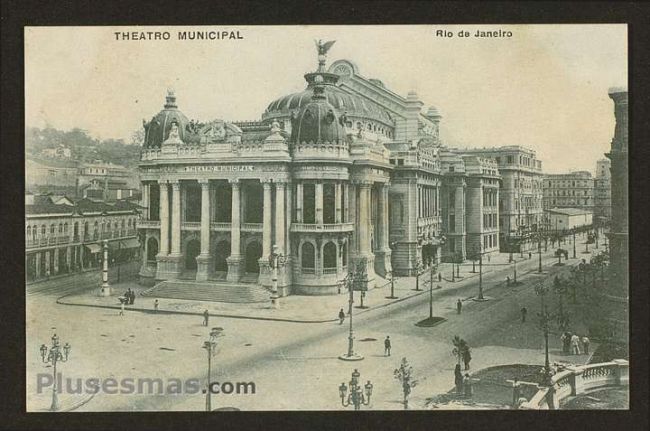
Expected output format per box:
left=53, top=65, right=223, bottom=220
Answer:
left=315, top=182, right=324, bottom=224
left=262, top=181, right=273, bottom=258
left=275, top=182, right=286, bottom=254
left=296, top=182, right=303, bottom=223
left=356, top=181, right=376, bottom=287
left=66, top=246, right=72, bottom=273
left=226, top=179, right=242, bottom=282
left=343, top=183, right=349, bottom=223
left=335, top=182, right=342, bottom=223
left=35, top=252, right=42, bottom=278
left=53, top=248, right=59, bottom=274
left=158, top=181, right=170, bottom=256
left=141, top=183, right=149, bottom=220
left=349, top=183, right=357, bottom=255
left=375, top=183, right=392, bottom=276
left=170, top=181, right=182, bottom=257
left=196, top=180, right=212, bottom=281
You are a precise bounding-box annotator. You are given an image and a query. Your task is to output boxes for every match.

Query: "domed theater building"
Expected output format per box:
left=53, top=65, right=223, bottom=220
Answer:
left=137, top=43, right=490, bottom=299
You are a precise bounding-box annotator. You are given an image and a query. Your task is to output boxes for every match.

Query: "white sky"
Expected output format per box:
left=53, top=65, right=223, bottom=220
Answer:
left=25, top=25, right=627, bottom=174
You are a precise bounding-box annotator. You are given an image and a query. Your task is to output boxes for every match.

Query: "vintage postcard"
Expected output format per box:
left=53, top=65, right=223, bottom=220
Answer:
left=25, top=24, right=628, bottom=411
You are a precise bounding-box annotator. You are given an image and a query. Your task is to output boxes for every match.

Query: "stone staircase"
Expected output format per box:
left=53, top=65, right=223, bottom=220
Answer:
left=141, top=280, right=270, bottom=303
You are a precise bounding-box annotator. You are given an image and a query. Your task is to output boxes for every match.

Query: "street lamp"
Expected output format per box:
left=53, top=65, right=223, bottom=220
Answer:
left=385, top=270, right=398, bottom=299
left=413, top=258, right=423, bottom=292
left=339, top=369, right=373, bottom=410
left=203, top=327, right=224, bottom=412
left=39, top=333, right=71, bottom=411
left=268, top=244, right=287, bottom=308
left=339, top=260, right=367, bottom=361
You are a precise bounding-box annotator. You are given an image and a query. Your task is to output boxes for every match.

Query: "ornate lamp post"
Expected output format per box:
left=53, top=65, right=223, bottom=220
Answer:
left=99, top=239, right=111, bottom=296
left=40, top=333, right=71, bottom=411
left=339, top=261, right=366, bottom=361
left=339, top=369, right=373, bottom=410
left=203, top=327, right=224, bottom=412
left=268, top=244, right=287, bottom=308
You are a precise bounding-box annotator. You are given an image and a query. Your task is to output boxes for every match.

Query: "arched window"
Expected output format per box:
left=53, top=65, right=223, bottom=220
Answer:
left=50, top=225, right=55, bottom=235
left=301, top=242, right=315, bottom=273
left=63, top=223, right=68, bottom=233
left=121, top=220, right=125, bottom=228
left=59, top=223, right=63, bottom=233
left=323, top=242, right=337, bottom=270
left=127, top=219, right=132, bottom=228
left=41, top=225, right=46, bottom=236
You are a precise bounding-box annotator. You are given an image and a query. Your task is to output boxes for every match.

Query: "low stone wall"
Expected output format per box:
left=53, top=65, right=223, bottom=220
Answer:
left=519, top=359, right=628, bottom=409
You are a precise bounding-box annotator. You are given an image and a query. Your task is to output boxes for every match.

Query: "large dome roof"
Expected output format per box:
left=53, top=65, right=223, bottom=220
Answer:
left=290, top=81, right=346, bottom=144
left=264, top=73, right=393, bottom=126
left=143, top=90, right=190, bottom=149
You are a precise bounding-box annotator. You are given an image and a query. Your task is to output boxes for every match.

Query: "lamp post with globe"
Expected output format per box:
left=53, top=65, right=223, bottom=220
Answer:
left=39, top=333, right=71, bottom=411
left=338, top=369, right=373, bottom=410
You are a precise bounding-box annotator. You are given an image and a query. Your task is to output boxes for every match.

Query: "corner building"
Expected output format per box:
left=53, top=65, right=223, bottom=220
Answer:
left=137, top=47, right=496, bottom=296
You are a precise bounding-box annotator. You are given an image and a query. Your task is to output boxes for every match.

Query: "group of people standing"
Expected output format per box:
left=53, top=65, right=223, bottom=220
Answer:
left=561, top=331, right=590, bottom=355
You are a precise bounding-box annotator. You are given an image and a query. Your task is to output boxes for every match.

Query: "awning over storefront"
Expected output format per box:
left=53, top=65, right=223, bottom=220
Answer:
left=84, top=243, right=102, bottom=254
left=120, top=238, right=140, bottom=249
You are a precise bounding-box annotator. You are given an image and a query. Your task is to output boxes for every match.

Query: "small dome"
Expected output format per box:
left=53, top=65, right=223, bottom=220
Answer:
left=290, top=84, right=346, bottom=144
left=143, top=90, right=190, bottom=148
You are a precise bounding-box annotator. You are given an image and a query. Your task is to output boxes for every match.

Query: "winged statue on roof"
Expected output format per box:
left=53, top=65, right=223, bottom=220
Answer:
left=314, top=39, right=336, bottom=56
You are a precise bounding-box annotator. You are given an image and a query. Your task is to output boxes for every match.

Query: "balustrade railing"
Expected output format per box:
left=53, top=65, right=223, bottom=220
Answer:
left=291, top=222, right=354, bottom=232
left=210, top=222, right=232, bottom=230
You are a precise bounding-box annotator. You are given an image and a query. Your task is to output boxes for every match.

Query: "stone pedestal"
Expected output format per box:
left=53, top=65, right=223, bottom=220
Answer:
left=374, top=249, right=392, bottom=278
left=195, top=254, right=212, bottom=281
left=155, top=254, right=182, bottom=280
left=226, top=255, right=243, bottom=282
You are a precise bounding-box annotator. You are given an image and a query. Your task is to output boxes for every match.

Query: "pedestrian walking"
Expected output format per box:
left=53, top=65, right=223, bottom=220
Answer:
left=528, top=252, right=532, bottom=259
left=119, top=300, right=125, bottom=316
left=384, top=336, right=391, bottom=356
left=571, top=333, right=581, bottom=355
left=463, top=373, right=473, bottom=398
left=46, top=268, right=51, bottom=280
left=154, top=299, right=159, bottom=313
left=462, top=347, right=472, bottom=370
left=130, top=290, right=136, bottom=305
left=203, top=309, right=209, bottom=326
left=338, top=308, right=345, bottom=325
left=438, top=273, right=442, bottom=282
left=456, top=299, right=462, bottom=315
left=561, top=332, right=569, bottom=354
left=521, top=307, right=527, bottom=323
left=506, top=276, right=510, bottom=286
left=454, top=363, right=464, bottom=395
left=581, top=336, right=590, bottom=355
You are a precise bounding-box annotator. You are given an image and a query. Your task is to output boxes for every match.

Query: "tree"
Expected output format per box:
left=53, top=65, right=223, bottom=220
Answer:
left=452, top=336, right=468, bottom=366
left=394, top=357, right=417, bottom=410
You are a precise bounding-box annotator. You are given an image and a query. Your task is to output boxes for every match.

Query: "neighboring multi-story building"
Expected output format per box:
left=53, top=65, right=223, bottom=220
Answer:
left=25, top=195, right=141, bottom=282
left=542, top=171, right=594, bottom=213
left=593, top=158, right=612, bottom=225
left=460, top=146, right=544, bottom=253
left=438, top=150, right=500, bottom=262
